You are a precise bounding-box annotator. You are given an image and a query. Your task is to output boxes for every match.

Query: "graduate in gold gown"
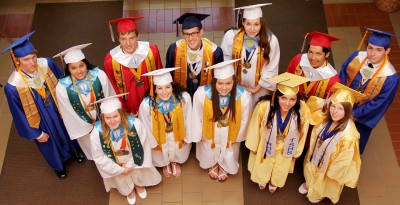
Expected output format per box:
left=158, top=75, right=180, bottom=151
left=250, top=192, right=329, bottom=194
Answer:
left=299, top=83, right=364, bottom=203
left=245, top=72, right=310, bottom=193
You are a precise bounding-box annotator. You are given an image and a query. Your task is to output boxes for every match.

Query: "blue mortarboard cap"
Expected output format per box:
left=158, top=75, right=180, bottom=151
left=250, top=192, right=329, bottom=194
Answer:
left=365, top=27, right=400, bottom=48
left=173, top=13, right=209, bottom=30
left=1, top=31, right=36, bottom=58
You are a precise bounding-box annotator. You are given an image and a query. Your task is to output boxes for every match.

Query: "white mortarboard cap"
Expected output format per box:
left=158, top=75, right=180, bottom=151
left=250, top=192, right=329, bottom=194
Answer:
left=53, top=43, right=91, bottom=64
left=93, top=93, right=129, bottom=114
left=234, top=3, right=272, bottom=19
left=206, top=59, right=240, bottom=80
left=141, top=67, right=180, bottom=85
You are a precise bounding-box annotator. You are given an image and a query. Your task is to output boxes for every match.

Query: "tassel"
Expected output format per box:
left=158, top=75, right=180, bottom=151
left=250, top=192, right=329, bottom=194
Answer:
left=300, top=32, right=309, bottom=53
left=226, top=141, right=230, bottom=148
left=157, top=144, right=163, bottom=152
left=109, top=23, right=115, bottom=42
left=9, top=50, right=20, bottom=70
left=176, top=23, right=179, bottom=38
left=149, top=76, right=154, bottom=97
left=178, top=141, right=183, bottom=149
left=357, top=29, right=369, bottom=51
left=211, top=140, right=215, bottom=149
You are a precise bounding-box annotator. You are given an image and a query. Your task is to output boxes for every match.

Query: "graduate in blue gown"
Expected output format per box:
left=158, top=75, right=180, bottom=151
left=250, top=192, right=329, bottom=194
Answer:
left=339, top=27, right=400, bottom=154
left=2, top=31, right=85, bottom=179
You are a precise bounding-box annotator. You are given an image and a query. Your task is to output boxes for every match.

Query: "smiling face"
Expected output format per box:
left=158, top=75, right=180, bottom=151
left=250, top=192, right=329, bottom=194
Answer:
left=307, top=45, right=330, bottom=68
left=242, top=18, right=261, bottom=38
left=367, top=43, right=390, bottom=64
left=16, top=53, right=38, bottom=74
left=278, top=94, right=297, bottom=113
left=329, top=103, right=345, bottom=122
left=182, top=27, right=203, bottom=50
left=118, top=31, right=139, bottom=54
left=215, top=76, right=234, bottom=96
left=104, top=109, right=121, bottom=130
left=155, top=83, right=173, bottom=101
left=68, top=60, right=88, bottom=80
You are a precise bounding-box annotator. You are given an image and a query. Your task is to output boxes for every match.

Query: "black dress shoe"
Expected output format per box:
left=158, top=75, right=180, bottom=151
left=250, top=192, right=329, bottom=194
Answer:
left=55, top=169, right=67, bottom=180
left=74, top=152, right=86, bottom=164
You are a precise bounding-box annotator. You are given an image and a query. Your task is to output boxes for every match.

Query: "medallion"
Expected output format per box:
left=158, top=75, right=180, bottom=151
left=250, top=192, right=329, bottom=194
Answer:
left=88, top=104, right=95, bottom=111
left=277, top=133, right=285, bottom=144
left=43, top=90, right=51, bottom=106
left=165, top=122, right=173, bottom=133
left=243, top=62, right=251, bottom=69
left=115, top=149, right=130, bottom=156
left=33, top=77, right=41, bottom=87
left=134, top=77, right=144, bottom=86
left=188, top=53, right=197, bottom=61
left=242, top=69, right=248, bottom=74
left=220, top=117, right=229, bottom=127
left=217, top=121, right=222, bottom=128
left=355, top=86, right=364, bottom=93
left=317, top=139, right=324, bottom=148
left=189, top=72, right=198, bottom=84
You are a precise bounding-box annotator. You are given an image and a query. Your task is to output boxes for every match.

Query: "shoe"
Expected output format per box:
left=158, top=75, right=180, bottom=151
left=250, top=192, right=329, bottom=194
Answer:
left=259, top=184, right=266, bottom=190
left=217, top=165, right=228, bottom=183
left=171, top=162, right=181, bottom=178
left=163, top=164, right=172, bottom=177
left=137, top=187, right=147, bottom=199
left=127, top=194, right=136, bottom=205
left=298, top=182, right=308, bottom=194
left=208, top=164, right=219, bottom=180
left=74, top=152, right=86, bottom=164
left=55, top=168, right=67, bottom=180
left=268, top=183, right=277, bottom=193
left=308, top=197, right=324, bottom=203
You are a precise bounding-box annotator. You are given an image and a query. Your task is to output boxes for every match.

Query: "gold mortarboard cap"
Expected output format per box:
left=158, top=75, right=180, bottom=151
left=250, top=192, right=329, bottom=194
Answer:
left=269, top=72, right=309, bottom=96
left=329, top=82, right=366, bottom=106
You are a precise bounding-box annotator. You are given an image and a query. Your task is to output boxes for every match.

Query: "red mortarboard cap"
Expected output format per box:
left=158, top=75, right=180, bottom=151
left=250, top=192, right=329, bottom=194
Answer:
left=307, top=31, right=340, bottom=49
left=108, top=16, right=144, bottom=32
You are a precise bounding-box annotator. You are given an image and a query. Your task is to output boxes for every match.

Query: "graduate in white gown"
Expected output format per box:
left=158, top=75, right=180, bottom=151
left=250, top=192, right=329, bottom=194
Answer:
left=90, top=94, right=161, bottom=205
left=55, top=43, right=115, bottom=160
left=139, top=67, right=193, bottom=178
left=192, top=59, right=252, bottom=182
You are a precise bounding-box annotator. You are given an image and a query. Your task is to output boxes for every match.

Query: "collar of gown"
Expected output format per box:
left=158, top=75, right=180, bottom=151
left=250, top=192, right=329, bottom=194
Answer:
left=299, top=53, right=337, bottom=82
left=110, top=41, right=150, bottom=68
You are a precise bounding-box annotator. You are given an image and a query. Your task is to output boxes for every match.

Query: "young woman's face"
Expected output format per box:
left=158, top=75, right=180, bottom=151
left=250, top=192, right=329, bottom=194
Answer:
left=104, top=110, right=121, bottom=130
left=216, top=76, right=234, bottom=96
left=330, top=103, right=345, bottom=122
left=243, top=18, right=261, bottom=38
left=278, top=94, right=297, bottom=113
left=155, top=83, right=173, bottom=101
left=68, top=60, right=87, bottom=80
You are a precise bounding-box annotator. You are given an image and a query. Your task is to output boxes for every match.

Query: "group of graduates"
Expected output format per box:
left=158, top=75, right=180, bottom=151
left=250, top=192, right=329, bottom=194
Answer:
left=2, top=3, right=399, bottom=205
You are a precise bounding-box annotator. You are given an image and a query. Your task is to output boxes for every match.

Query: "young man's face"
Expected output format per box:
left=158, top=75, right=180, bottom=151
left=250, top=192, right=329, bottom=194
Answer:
left=367, top=43, right=390, bottom=64
left=182, top=27, right=203, bottom=50
left=17, top=53, right=38, bottom=74
left=307, top=45, right=330, bottom=68
left=119, top=31, right=139, bottom=54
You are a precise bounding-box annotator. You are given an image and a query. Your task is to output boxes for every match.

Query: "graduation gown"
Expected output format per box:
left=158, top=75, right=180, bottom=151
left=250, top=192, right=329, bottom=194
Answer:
left=303, top=120, right=361, bottom=204
left=286, top=53, right=341, bottom=99
left=90, top=116, right=161, bottom=196
left=192, top=85, right=252, bottom=174
left=221, top=30, right=280, bottom=104
left=104, top=42, right=163, bottom=115
left=165, top=38, right=224, bottom=96
left=138, top=92, right=192, bottom=167
left=246, top=100, right=310, bottom=187
left=4, top=57, right=80, bottom=171
left=56, top=67, right=116, bottom=160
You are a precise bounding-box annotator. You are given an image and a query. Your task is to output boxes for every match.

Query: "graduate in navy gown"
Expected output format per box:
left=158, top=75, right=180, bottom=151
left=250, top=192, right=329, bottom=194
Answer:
left=339, top=27, right=400, bottom=154
left=2, top=31, right=85, bottom=179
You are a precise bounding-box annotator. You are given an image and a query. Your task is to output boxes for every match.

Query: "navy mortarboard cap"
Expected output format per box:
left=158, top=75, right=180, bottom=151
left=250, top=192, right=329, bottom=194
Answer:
left=1, top=31, right=36, bottom=58
left=173, top=13, right=209, bottom=30
left=365, top=27, right=400, bottom=48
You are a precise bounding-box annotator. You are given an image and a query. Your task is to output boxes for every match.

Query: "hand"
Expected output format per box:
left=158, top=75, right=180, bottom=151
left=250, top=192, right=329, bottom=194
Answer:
left=121, top=163, right=133, bottom=175
left=244, top=84, right=261, bottom=94
left=37, top=133, right=49, bottom=143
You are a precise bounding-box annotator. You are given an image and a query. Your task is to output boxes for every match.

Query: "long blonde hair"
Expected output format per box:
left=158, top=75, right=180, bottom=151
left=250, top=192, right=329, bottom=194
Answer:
left=100, top=109, right=130, bottom=143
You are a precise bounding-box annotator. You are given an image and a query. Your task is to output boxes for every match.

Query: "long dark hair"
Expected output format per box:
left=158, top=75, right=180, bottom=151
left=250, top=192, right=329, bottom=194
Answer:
left=146, top=82, right=186, bottom=112
left=238, top=17, right=271, bottom=64
left=64, top=58, right=96, bottom=77
left=211, top=76, right=238, bottom=122
left=265, top=90, right=302, bottom=131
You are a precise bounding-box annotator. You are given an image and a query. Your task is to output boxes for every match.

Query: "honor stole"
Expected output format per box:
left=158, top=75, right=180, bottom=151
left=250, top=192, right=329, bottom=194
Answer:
left=96, top=121, right=144, bottom=166
left=232, top=29, right=265, bottom=86
left=16, top=66, right=59, bottom=129
left=151, top=97, right=186, bottom=151
left=345, top=55, right=387, bottom=105
left=295, top=65, right=330, bottom=99
left=173, top=38, right=214, bottom=88
left=202, top=86, right=243, bottom=149
left=67, top=77, right=104, bottom=124
left=111, top=49, right=157, bottom=100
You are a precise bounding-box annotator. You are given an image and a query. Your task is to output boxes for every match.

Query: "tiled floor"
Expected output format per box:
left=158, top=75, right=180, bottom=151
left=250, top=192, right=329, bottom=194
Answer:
left=0, top=0, right=399, bottom=205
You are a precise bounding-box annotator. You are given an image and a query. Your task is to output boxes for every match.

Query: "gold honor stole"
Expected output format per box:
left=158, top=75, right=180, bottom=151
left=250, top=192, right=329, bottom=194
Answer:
left=295, top=65, right=330, bottom=98
left=111, top=48, right=157, bottom=99
left=232, top=29, right=265, bottom=86
left=151, top=98, right=186, bottom=151
left=202, top=88, right=242, bottom=149
left=16, top=67, right=59, bottom=129
left=174, top=38, right=214, bottom=88
left=345, top=55, right=387, bottom=105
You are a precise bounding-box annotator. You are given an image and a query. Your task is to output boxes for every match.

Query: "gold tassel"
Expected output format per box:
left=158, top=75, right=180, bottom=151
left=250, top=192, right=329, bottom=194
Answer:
left=109, top=23, right=115, bottom=42
left=226, top=141, right=230, bottom=148
left=149, top=76, right=154, bottom=97
left=178, top=141, right=183, bottom=149
left=357, top=29, right=369, bottom=51
left=211, top=140, right=215, bottom=149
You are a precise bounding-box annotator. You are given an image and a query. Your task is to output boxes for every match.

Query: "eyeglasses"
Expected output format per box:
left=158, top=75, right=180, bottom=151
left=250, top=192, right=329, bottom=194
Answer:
left=182, top=31, right=200, bottom=38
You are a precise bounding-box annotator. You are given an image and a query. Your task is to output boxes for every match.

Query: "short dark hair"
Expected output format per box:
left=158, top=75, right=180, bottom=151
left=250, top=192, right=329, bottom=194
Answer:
left=64, top=58, right=96, bottom=77
left=307, top=44, right=331, bottom=54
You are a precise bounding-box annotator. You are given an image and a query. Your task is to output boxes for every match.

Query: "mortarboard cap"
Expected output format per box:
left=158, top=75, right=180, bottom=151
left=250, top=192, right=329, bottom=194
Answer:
left=93, top=93, right=129, bottom=114
left=173, top=13, right=209, bottom=30
left=206, top=59, right=240, bottom=80
left=1, top=31, right=36, bottom=58
left=107, top=17, right=144, bottom=42
left=365, top=27, right=400, bottom=48
left=234, top=3, right=272, bottom=20
left=329, top=82, right=366, bottom=106
left=308, top=31, right=340, bottom=49
left=269, top=72, right=309, bottom=96
left=53, top=43, right=91, bottom=64
left=142, top=67, right=180, bottom=86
